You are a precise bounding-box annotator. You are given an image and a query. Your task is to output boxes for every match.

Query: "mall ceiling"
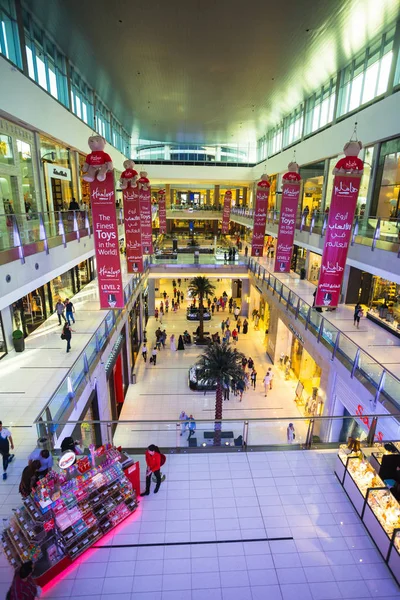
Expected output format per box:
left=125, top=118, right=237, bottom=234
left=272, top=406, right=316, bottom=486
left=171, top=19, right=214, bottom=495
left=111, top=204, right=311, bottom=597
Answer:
left=29, top=0, right=400, bottom=145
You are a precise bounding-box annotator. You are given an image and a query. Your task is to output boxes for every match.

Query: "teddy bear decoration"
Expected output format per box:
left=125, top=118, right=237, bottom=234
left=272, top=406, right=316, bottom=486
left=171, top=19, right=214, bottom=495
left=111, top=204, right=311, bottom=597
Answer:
left=119, top=160, right=138, bottom=189
left=257, top=173, right=270, bottom=188
left=282, top=161, right=301, bottom=182
left=138, top=171, right=150, bottom=191
left=333, top=140, right=364, bottom=176
left=82, top=135, right=113, bottom=182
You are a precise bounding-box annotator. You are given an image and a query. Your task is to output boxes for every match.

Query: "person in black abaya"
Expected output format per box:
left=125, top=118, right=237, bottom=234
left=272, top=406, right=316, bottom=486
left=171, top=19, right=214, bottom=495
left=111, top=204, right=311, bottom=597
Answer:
left=178, top=335, right=185, bottom=350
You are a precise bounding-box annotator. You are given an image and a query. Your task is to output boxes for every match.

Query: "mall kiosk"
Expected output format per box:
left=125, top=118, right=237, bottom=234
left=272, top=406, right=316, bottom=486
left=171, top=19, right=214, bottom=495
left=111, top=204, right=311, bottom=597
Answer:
left=1, top=444, right=139, bottom=586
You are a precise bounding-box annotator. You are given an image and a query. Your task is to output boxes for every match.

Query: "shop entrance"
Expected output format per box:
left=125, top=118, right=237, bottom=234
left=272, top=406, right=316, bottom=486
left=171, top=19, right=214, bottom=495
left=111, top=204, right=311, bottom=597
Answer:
left=71, top=389, right=102, bottom=447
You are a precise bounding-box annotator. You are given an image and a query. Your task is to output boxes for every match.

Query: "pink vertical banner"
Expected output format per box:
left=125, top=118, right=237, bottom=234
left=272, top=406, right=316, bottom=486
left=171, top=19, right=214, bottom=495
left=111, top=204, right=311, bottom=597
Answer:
left=90, top=172, right=124, bottom=309
left=158, top=189, right=167, bottom=234
left=221, top=190, right=232, bottom=234
left=274, top=165, right=301, bottom=272
left=138, top=171, right=153, bottom=254
left=315, top=175, right=361, bottom=307
left=123, top=187, right=143, bottom=273
left=251, top=175, right=270, bottom=257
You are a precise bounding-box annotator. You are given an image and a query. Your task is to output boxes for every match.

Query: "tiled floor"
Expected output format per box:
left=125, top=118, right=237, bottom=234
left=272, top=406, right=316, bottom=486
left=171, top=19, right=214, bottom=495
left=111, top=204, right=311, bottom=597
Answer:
left=1, top=449, right=398, bottom=599
left=114, top=277, right=309, bottom=449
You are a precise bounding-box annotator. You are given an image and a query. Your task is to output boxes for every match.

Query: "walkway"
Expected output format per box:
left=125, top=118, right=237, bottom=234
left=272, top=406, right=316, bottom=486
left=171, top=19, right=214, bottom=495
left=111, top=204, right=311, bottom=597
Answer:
left=114, top=277, right=309, bottom=449
left=258, top=255, right=400, bottom=379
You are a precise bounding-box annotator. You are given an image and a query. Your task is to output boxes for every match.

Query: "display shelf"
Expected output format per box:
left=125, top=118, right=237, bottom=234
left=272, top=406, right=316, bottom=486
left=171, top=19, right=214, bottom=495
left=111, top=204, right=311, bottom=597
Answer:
left=388, top=530, right=400, bottom=584
left=335, top=445, right=360, bottom=483
left=343, top=456, right=384, bottom=516
left=363, top=488, right=400, bottom=558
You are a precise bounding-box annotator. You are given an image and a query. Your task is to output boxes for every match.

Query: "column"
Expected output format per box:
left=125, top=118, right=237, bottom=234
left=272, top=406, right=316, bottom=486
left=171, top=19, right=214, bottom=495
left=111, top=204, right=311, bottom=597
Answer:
left=242, top=187, right=248, bottom=207
left=1, top=306, right=14, bottom=353
left=235, top=188, right=240, bottom=205
left=240, top=279, right=250, bottom=317
left=340, top=264, right=352, bottom=304
left=165, top=184, right=171, bottom=208
left=147, top=279, right=156, bottom=317
left=206, top=189, right=211, bottom=206
left=214, top=185, right=220, bottom=208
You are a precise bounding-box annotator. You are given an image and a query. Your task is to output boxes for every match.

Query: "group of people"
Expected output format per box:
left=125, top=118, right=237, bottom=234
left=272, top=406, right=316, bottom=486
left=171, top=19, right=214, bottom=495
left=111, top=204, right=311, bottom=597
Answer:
left=55, top=298, right=76, bottom=353
left=179, top=412, right=197, bottom=441
left=223, top=247, right=238, bottom=262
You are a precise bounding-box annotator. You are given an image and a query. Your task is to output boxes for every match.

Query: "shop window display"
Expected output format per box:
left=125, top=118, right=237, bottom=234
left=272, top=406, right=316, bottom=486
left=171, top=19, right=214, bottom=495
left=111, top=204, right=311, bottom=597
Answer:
left=0, top=133, right=14, bottom=166
left=367, top=276, right=400, bottom=334
left=372, top=137, right=400, bottom=219
left=299, top=161, right=325, bottom=216
left=307, top=252, right=321, bottom=284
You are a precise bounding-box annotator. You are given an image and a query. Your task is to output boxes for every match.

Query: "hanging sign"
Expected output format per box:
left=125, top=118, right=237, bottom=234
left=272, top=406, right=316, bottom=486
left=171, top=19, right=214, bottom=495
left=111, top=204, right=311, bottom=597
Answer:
left=274, top=162, right=301, bottom=273
left=158, top=189, right=167, bottom=234
left=316, top=140, right=363, bottom=308
left=90, top=172, right=124, bottom=309
left=251, top=174, right=270, bottom=257
left=123, top=186, right=143, bottom=273
left=138, top=171, right=153, bottom=254
left=221, top=190, right=232, bottom=234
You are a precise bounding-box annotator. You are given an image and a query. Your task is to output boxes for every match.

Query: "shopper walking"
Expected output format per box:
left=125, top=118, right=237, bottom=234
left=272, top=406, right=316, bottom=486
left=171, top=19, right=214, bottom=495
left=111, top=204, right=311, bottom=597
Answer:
left=155, top=308, right=159, bottom=321
left=142, top=343, right=148, bottom=362
left=232, top=328, right=238, bottom=344
left=263, top=372, right=271, bottom=397
left=225, top=328, right=232, bottom=343
left=179, top=411, right=188, bottom=436
left=243, top=319, right=248, bottom=334
left=221, top=320, right=226, bottom=334
left=64, top=299, right=75, bottom=324
left=19, top=460, right=41, bottom=498
left=234, top=306, right=240, bottom=321
left=237, top=317, right=242, bottom=333
left=161, top=330, right=167, bottom=349
left=61, top=323, right=73, bottom=353
left=0, top=422, right=14, bottom=481
left=170, top=334, right=176, bottom=351
left=223, top=379, right=230, bottom=401
left=7, top=560, right=40, bottom=600
left=141, top=445, right=163, bottom=495
left=248, top=357, right=254, bottom=370
left=28, top=448, right=53, bottom=479
left=250, top=368, right=257, bottom=389
left=354, top=303, right=363, bottom=328
left=267, top=366, right=274, bottom=389
left=55, top=299, right=66, bottom=325
left=151, top=346, right=157, bottom=365
left=245, top=246, right=248, bottom=257
left=237, top=379, right=245, bottom=402
left=287, top=423, right=295, bottom=444
left=187, top=416, right=196, bottom=441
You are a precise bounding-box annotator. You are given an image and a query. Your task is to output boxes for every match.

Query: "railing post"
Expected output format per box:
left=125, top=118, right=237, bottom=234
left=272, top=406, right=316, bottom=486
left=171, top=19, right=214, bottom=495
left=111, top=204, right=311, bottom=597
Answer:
left=351, top=216, right=359, bottom=246
left=58, top=211, right=66, bottom=247
left=305, top=306, right=311, bottom=330
left=12, top=215, right=25, bottom=264
left=306, top=419, right=315, bottom=449
left=332, top=331, right=340, bottom=361
left=351, top=348, right=360, bottom=378
left=318, top=318, right=324, bottom=343
left=83, top=351, right=89, bottom=375
left=366, top=417, right=378, bottom=446
left=295, top=298, right=300, bottom=320
left=321, top=214, right=328, bottom=237
left=85, top=210, right=91, bottom=238
left=73, top=210, right=80, bottom=242
left=373, top=371, right=386, bottom=408
left=372, top=218, right=381, bottom=251
left=300, top=210, right=306, bottom=232
left=243, top=420, right=249, bottom=449
left=38, top=212, right=49, bottom=255
left=287, top=291, right=291, bottom=311
left=309, top=210, right=316, bottom=235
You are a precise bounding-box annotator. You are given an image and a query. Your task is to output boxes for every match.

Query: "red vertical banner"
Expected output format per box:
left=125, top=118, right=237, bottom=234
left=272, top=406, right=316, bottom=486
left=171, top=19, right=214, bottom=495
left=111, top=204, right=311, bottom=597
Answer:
left=274, top=165, right=301, bottom=272
left=251, top=175, right=270, bottom=257
left=123, top=186, right=143, bottom=273
left=90, top=171, right=124, bottom=309
left=138, top=171, right=153, bottom=255
left=221, top=190, right=232, bottom=234
left=315, top=175, right=361, bottom=307
left=158, top=189, right=167, bottom=234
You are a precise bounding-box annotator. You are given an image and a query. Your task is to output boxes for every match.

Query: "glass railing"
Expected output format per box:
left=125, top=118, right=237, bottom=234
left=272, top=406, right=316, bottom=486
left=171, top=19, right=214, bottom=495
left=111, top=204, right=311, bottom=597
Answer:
left=34, top=270, right=146, bottom=428
left=34, top=414, right=400, bottom=452
left=169, top=204, right=223, bottom=212
left=0, top=210, right=92, bottom=252
left=248, top=257, right=400, bottom=412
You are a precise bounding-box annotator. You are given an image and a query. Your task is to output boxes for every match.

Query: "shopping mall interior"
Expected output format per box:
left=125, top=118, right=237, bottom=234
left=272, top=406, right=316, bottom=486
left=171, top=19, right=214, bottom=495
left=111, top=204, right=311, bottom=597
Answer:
left=1, top=0, right=400, bottom=597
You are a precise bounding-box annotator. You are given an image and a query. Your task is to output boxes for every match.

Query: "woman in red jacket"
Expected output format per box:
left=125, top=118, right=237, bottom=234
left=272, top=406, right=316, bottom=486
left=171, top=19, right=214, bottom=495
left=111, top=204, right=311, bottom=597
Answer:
left=141, top=444, right=162, bottom=495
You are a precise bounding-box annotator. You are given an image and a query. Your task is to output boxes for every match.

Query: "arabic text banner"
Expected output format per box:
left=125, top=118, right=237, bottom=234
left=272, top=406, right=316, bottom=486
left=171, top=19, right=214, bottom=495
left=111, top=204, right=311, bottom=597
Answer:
left=316, top=175, right=361, bottom=307
left=91, top=172, right=124, bottom=309
left=139, top=187, right=153, bottom=254
left=123, top=187, right=144, bottom=273
left=274, top=181, right=301, bottom=273
left=221, top=190, right=232, bottom=234
left=251, top=185, right=270, bottom=257
left=158, top=191, right=167, bottom=234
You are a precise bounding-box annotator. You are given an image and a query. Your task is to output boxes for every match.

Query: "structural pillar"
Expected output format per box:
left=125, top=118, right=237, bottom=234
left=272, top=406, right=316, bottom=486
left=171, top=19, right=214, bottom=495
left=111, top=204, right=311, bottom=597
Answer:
left=214, top=185, right=220, bottom=208
left=147, top=279, right=156, bottom=317
left=165, top=184, right=171, bottom=208
left=206, top=189, right=211, bottom=206
left=235, top=188, right=240, bottom=205
left=241, top=279, right=250, bottom=317
left=1, top=307, right=14, bottom=354
left=242, top=186, right=248, bottom=207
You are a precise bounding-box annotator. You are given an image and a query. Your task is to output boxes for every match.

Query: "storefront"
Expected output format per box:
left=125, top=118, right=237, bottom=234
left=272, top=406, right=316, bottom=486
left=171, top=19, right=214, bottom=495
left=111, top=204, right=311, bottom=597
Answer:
left=249, top=284, right=270, bottom=333
left=40, top=135, right=80, bottom=212
left=299, top=161, right=325, bottom=214
left=372, top=136, right=400, bottom=218
left=0, top=313, right=7, bottom=359
left=105, top=329, right=130, bottom=425
left=129, top=299, right=142, bottom=369
left=275, top=318, right=323, bottom=417
left=367, top=275, right=400, bottom=337
left=291, top=245, right=307, bottom=277
left=70, top=389, right=101, bottom=448
left=12, top=259, right=94, bottom=337
left=0, top=117, right=42, bottom=227
left=307, top=251, right=322, bottom=284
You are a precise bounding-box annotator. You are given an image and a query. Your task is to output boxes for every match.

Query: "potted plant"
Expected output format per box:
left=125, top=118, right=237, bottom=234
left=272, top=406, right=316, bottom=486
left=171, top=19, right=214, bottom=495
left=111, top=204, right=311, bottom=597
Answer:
left=12, top=329, right=25, bottom=352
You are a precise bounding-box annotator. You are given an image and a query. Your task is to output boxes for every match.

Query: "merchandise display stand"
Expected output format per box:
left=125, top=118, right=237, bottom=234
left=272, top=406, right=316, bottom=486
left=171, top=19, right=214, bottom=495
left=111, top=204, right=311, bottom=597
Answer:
left=1, top=444, right=139, bottom=587
left=335, top=449, right=400, bottom=584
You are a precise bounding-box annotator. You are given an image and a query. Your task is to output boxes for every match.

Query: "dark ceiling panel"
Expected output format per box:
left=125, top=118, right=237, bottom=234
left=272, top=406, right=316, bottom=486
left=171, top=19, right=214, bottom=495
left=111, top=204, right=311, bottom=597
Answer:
left=26, top=0, right=400, bottom=144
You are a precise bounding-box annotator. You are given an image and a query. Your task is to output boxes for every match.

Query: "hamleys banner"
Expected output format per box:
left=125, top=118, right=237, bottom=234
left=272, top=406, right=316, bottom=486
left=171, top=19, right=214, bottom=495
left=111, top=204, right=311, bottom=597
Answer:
left=139, top=186, right=153, bottom=254
left=90, top=172, right=124, bottom=309
left=274, top=165, right=301, bottom=273
left=316, top=140, right=363, bottom=307
left=123, top=186, right=143, bottom=273
left=158, top=190, right=167, bottom=234
left=251, top=175, right=270, bottom=257
left=221, top=190, right=232, bottom=234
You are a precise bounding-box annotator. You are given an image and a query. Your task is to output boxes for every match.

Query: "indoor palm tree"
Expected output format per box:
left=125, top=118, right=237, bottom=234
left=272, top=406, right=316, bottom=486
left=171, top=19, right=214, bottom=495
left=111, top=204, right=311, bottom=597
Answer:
left=188, top=276, right=215, bottom=342
left=195, top=343, right=245, bottom=445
